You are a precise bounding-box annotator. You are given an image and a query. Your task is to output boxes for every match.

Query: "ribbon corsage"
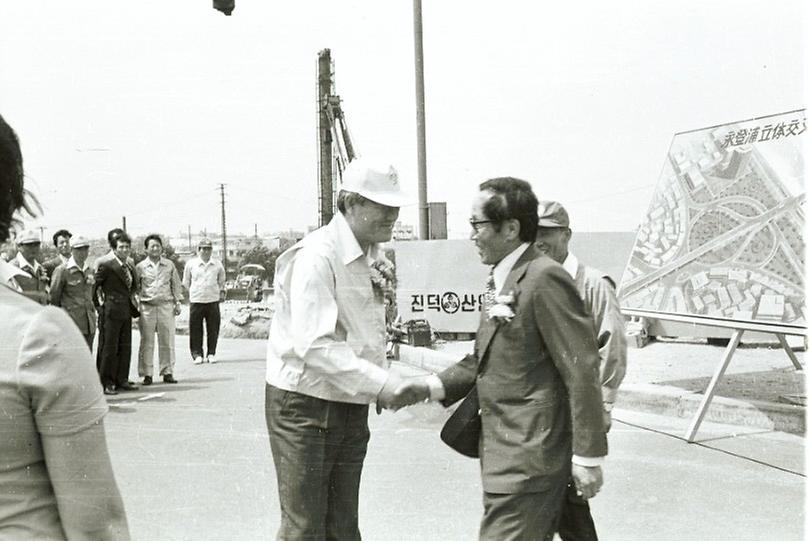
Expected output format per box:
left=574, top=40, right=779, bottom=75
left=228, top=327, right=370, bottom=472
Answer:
left=487, top=291, right=517, bottom=324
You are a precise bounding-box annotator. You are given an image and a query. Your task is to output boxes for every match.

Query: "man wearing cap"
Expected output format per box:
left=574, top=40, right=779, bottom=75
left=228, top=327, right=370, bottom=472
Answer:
left=535, top=200, right=627, bottom=541
left=182, top=238, right=226, bottom=365
left=50, top=236, right=97, bottom=348
left=43, top=228, right=72, bottom=280
left=10, top=229, right=49, bottom=305
left=135, top=233, right=183, bottom=385
left=265, top=158, right=411, bottom=540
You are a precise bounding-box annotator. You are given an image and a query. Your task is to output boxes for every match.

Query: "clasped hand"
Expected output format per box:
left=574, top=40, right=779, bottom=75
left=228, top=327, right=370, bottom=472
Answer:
left=375, top=373, right=431, bottom=413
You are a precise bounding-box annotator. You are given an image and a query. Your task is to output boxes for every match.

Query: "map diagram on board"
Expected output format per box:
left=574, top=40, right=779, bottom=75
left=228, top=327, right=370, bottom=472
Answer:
left=618, top=110, right=805, bottom=329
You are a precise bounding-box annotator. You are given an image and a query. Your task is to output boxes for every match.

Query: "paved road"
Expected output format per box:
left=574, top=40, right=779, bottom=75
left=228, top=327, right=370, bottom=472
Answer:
left=105, top=334, right=804, bottom=540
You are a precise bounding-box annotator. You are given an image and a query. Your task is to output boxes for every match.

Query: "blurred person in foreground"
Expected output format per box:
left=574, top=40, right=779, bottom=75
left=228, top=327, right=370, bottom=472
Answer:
left=535, top=201, right=627, bottom=541
left=0, top=113, right=129, bottom=539
left=182, top=237, right=226, bottom=364
left=135, top=233, right=183, bottom=385
left=264, top=158, right=411, bottom=540
left=50, top=236, right=97, bottom=349
left=393, top=177, right=607, bottom=540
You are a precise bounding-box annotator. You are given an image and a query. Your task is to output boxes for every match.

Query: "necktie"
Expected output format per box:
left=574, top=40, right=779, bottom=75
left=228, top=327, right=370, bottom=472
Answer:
left=484, top=268, right=496, bottom=311
left=123, top=263, right=132, bottom=290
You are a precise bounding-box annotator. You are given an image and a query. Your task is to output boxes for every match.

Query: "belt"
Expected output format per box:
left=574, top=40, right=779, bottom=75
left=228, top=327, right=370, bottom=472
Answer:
left=141, top=299, right=173, bottom=306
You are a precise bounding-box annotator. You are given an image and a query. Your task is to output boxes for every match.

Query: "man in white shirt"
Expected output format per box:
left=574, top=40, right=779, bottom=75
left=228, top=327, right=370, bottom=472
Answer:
left=264, top=158, right=411, bottom=540
left=135, top=234, right=183, bottom=385
left=182, top=238, right=226, bottom=364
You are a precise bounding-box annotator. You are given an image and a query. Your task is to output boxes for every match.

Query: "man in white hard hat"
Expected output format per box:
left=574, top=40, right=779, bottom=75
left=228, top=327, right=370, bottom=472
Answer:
left=265, top=158, right=411, bottom=540
left=10, top=229, right=49, bottom=304
left=50, top=236, right=97, bottom=349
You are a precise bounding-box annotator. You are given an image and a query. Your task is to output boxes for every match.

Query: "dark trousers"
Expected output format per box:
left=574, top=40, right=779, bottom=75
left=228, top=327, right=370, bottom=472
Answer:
left=265, top=384, right=370, bottom=541
left=557, top=481, right=599, bottom=541
left=479, top=469, right=569, bottom=541
left=100, top=315, right=132, bottom=388
left=96, top=305, right=105, bottom=371
left=189, top=302, right=221, bottom=358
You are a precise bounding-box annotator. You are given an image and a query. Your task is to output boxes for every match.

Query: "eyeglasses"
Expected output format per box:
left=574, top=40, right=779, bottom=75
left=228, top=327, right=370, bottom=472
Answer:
left=469, top=219, right=494, bottom=232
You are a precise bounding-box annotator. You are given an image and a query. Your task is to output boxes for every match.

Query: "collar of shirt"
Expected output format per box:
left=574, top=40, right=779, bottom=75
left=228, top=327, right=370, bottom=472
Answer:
left=146, top=257, right=165, bottom=269
left=59, top=254, right=69, bottom=264
left=0, top=259, right=26, bottom=290
left=492, top=242, right=530, bottom=294
left=561, top=252, right=579, bottom=279
left=66, top=255, right=89, bottom=273
left=332, top=211, right=379, bottom=266
left=195, top=256, right=217, bottom=268
left=15, top=252, right=41, bottom=273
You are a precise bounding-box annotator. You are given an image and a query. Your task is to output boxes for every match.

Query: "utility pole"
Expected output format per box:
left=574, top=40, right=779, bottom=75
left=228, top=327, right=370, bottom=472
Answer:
left=317, top=49, right=335, bottom=228
left=122, top=216, right=127, bottom=233
left=254, top=223, right=258, bottom=240
left=413, top=0, right=429, bottom=240
left=219, top=183, right=228, bottom=276
left=37, top=226, right=47, bottom=243
left=187, top=225, right=192, bottom=252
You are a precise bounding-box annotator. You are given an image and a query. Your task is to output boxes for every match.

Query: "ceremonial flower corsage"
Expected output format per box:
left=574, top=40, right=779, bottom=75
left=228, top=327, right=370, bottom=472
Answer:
left=369, top=257, right=396, bottom=303
left=487, top=291, right=517, bottom=324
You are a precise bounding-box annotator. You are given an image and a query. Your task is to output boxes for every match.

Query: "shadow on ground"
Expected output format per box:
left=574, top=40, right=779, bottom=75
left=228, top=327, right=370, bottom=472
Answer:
left=660, top=367, right=804, bottom=404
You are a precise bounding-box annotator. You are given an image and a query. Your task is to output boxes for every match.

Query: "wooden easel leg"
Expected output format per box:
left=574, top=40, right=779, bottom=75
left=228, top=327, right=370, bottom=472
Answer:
left=775, top=333, right=803, bottom=371
left=684, top=329, right=744, bottom=443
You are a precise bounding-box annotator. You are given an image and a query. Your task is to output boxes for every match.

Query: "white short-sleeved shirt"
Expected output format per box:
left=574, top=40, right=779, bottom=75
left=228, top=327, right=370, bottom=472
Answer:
left=0, top=286, right=108, bottom=538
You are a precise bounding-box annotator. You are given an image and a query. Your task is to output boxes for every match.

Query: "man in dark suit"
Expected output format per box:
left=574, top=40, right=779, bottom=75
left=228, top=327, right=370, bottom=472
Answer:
left=395, top=177, right=607, bottom=540
left=43, top=228, right=72, bottom=280
left=93, top=232, right=139, bottom=395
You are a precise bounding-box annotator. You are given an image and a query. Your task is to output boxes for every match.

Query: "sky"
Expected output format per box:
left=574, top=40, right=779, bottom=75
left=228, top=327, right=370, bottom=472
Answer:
left=0, top=0, right=805, bottom=241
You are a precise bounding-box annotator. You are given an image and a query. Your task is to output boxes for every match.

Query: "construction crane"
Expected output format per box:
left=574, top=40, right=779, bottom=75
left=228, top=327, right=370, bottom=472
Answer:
left=317, top=49, right=357, bottom=227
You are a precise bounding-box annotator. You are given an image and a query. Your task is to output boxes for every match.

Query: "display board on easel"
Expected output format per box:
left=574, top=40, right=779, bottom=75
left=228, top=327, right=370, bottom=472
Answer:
left=617, top=109, right=806, bottom=441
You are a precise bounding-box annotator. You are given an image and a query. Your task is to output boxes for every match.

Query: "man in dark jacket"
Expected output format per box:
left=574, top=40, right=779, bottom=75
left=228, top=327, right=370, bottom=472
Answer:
left=93, top=232, right=139, bottom=395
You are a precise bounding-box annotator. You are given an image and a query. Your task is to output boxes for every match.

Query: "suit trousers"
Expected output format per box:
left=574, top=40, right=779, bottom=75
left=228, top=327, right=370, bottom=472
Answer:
left=138, top=302, right=176, bottom=377
left=189, top=302, right=220, bottom=358
left=95, top=304, right=105, bottom=371
left=100, top=314, right=132, bottom=388
left=557, top=481, right=599, bottom=541
left=479, top=468, right=569, bottom=541
left=265, top=384, right=370, bottom=541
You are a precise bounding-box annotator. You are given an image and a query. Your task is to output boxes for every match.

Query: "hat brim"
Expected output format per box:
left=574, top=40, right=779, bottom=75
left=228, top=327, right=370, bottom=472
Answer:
left=537, top=220, right=568, bottom=228
left=359, top=189, right=415, bottom=208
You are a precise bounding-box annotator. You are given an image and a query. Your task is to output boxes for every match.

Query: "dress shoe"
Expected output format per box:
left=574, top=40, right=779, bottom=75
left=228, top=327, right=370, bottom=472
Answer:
left=142, top=376, right=153, bottom=385
left=118, top=382, right=139, bottom=391
left=162, top=374, right=178, bottom=384
left=193, top=356, right=204, bottom=365
left=103, top=385, right=118, bottom=395
left=207, top=354, right=216, bottom=364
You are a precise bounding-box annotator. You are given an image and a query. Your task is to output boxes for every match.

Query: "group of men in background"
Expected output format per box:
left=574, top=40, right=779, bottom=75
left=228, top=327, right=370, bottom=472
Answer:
left=3, top=228, right=227, bottom=396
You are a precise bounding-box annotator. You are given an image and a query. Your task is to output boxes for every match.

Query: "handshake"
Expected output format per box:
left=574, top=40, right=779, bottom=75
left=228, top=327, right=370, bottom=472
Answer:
left=375, top=372, right=433, bottom=412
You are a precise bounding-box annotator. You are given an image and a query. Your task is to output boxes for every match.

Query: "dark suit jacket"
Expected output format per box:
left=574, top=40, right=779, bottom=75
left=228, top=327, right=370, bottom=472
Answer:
left=438, top=245, right=607, bottom=494
left=93, top=257, right=137, bottom=320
